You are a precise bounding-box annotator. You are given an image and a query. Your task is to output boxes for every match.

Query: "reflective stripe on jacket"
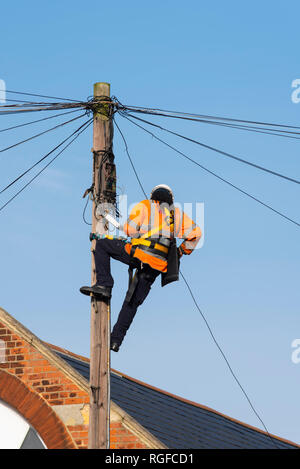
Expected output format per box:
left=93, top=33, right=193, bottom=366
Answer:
left=123, top=199, right=202, bottom=272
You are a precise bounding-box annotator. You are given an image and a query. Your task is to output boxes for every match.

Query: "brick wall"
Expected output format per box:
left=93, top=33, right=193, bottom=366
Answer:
left=110, top=422, right=147, bottom=449
left=67, top=425, right=89, bottom=449
left=0, top=320, right=148, bottom=449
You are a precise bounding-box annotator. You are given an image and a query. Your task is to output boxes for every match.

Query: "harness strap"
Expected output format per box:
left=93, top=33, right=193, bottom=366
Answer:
left=125, top=269, right=140, bottom=303
left=140, top=205, right=173, bottom=239
left=125, top=206, right=176, bottom=301
left=134, top=243, right=168, bottom=260
left=131, top=238, right=169, bottom=256
left=125, top=245, right=141, bottom=304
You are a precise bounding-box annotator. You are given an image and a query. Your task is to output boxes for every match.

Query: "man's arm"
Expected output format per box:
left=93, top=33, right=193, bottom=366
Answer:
left=176, top=211, right=202, bottom=257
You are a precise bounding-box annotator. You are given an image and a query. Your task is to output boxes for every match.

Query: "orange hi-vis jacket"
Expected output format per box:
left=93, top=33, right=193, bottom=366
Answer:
left=123, top=199, right=202, bottom=273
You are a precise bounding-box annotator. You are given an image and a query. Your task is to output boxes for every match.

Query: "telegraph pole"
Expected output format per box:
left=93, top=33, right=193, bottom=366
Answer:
left=89, top=82, right=115, bottom=449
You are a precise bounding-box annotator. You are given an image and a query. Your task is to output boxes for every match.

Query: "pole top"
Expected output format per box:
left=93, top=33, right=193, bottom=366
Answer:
left=94, top=82, right=110, bottom=97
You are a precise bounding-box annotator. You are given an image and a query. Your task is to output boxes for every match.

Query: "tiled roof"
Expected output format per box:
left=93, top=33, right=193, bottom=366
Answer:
left=48, top=344, right=299, bottom=449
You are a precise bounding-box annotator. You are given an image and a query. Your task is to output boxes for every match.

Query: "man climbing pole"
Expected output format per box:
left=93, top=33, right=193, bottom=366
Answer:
left=80, top=184, right=202, bottom=352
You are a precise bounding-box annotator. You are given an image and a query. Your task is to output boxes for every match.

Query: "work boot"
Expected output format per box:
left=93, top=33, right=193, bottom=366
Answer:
left=79, top=285, right=112, bottom=299
left=110, top=342, right=120, bottom=353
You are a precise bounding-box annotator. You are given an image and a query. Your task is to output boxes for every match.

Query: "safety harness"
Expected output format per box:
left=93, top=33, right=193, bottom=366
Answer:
left=125, top=206, right=179, bottom=303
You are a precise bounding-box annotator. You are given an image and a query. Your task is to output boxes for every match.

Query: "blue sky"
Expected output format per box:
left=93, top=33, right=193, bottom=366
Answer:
left=1, top=1, right=300, bottom=444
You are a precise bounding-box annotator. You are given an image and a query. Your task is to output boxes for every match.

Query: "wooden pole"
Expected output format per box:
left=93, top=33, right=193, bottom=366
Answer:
left=89, top=82, right=113, bottom=449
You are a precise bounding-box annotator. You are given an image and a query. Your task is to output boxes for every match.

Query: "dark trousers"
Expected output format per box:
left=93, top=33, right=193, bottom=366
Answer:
left=94, top=238, right=160, bottom=346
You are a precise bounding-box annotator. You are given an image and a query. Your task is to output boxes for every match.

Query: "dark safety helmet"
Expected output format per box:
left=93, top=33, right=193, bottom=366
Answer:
left=150, top=184, right=174, bottom=205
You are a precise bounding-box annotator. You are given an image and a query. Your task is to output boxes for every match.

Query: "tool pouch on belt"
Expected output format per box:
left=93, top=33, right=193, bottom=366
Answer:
left=161, top=238, right=179, bottom=287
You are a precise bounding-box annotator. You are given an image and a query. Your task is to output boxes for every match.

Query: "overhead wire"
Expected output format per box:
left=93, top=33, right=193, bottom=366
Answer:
left=114, top=115, right=278, bottom=448
left=82, top=196, right=92, bottom=226
left=0, top=101, right=83, bottom=108
left=0, top=112, right=87, bottom=155
left=114, top=118, right=148, bottom=199
left=123, top=109, right=300, bottom=140
left=2, top=88, right=84, bottom=103
left=0, top=108, right=83, bottom=133
left=0, top=118, right=92, bottom=213
left=179, top=270, right=278, bottom=449
left=0, top=102, right=87, bottom=115
left=124, top=113, right=300, bottom=185
left=2, top=98, right=50, bottom=105
left=119, top=113, right=300, bottom=228
left=0, top=117, right=93, bottom=194
left=118, top=102, right=300, bottom=131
